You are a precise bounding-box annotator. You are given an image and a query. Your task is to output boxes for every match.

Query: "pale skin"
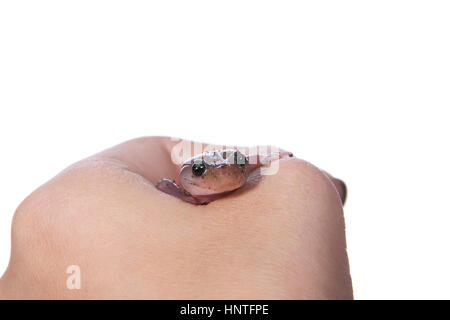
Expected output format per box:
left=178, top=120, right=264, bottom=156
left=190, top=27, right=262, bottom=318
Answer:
left=0, top=136, right=352, bottom=299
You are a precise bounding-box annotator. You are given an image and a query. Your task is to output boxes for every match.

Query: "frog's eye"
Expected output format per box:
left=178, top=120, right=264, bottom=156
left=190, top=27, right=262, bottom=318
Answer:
left=234, top=151, right=246, bottom=166
left=192, top=161, right=207, bottom=176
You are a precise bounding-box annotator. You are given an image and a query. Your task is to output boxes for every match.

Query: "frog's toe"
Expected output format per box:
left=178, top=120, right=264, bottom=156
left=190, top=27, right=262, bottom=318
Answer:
left=156, top=179, right=181, bottom=197
left=156, top=178, right=207, bottom=205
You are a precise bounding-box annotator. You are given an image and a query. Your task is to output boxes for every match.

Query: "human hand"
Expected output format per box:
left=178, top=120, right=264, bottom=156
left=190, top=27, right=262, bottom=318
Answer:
left=0, top=136, right=352, bottom=299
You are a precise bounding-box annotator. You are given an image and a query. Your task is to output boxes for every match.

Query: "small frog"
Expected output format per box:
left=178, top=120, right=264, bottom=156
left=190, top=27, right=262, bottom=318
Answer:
left=156, top=149, right=292, bottom=205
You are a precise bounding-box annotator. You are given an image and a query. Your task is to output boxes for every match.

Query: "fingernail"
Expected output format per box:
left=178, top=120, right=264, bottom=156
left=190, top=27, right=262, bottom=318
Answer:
left=337, top=179, right=347, bottom=206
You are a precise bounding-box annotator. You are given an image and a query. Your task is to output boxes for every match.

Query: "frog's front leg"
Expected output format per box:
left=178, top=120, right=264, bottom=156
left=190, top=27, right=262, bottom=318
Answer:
left=156, top=178, right=208, bottom=205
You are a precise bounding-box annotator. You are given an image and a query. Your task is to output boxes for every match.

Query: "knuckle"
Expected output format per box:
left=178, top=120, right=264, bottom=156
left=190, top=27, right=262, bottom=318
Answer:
left=280, top=158, right=330, bottom=188
left=269, top=158, right=342, bottom=207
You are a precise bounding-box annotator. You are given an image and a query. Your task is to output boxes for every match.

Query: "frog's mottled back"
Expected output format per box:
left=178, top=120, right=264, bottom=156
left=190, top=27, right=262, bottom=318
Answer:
left=179, top=150, right=250, bottom=196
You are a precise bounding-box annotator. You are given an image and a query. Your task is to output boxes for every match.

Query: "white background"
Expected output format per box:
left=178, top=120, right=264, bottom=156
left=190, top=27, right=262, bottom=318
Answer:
left=1, top=1, right=449, bottom=299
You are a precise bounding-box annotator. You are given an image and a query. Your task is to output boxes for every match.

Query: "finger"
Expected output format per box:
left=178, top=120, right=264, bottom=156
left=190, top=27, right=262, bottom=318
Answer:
left=90, top=136, right=177, bottom=185
left=322, top=171, right=347, bottom=205
left=90, top=136, right=244, bottom=185
left=91, top=136, right=288, bottom=186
